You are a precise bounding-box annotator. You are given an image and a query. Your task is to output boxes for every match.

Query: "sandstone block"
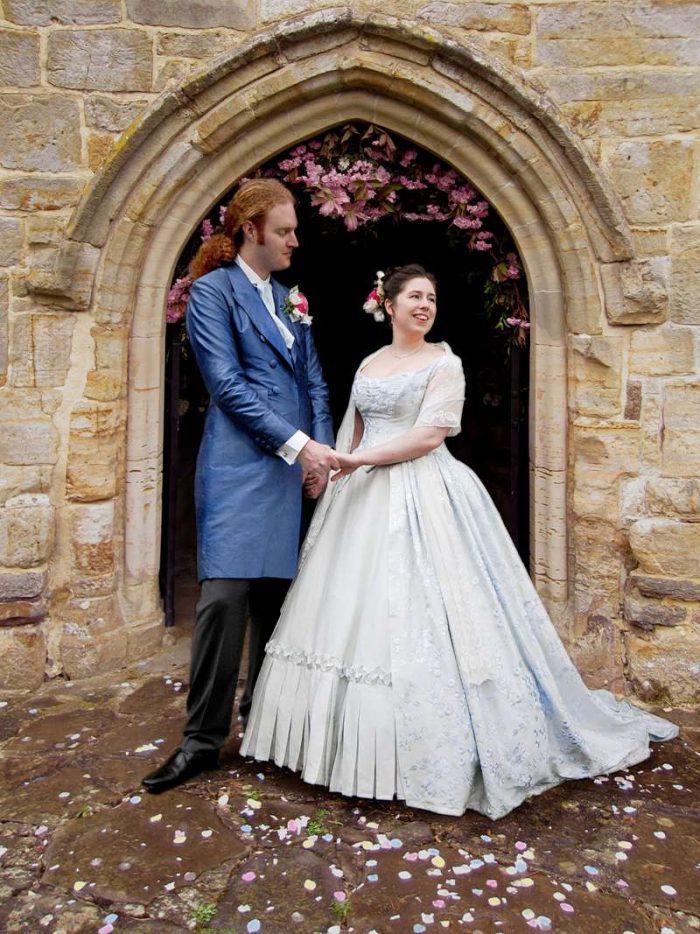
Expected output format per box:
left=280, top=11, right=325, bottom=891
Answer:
left=626, top=627, right=700, bottom=705
left=632, top=574, right=700, bottom=602
left=10, top=313, right=76, bottom=389
left=47, top=29, right=153, bottom=92
left=569, top=613, right=626, bottom=693
left=536, top=36, right=700, bottom=68
left=416, top=1, right=531, bottom=34
left=69, top=501, right=115, bottom=596
left=0, top=493, right=54, bottom=568
left=87, top=131, right=115, bottom=173
left=570, top=334, right=623, bottom=418
left=127, top=0, right=255, bottom=29
left=573, top=517, right=627, bottom=606
left=153, top=59, right=194, bottom=93
left=629, top=327, right=695, bottom=376
left=0, top=176, right=86, bottom=211
left=623, top=594, right=687, bottom=632
left=629, top=518, right=700, bottom=578
left=0, top=466, right=51, bottom=506
left=0, top=217, right=24, bottom=266
left=646, top=478, right=700, bottom=517
left=661, top=382, right=700, bottom=478
left=670, top=224, right=700, bottom=325
left=85, top=325, right=126, bottom=402
left=0, top=569, right=46, bottom=601
left=3, top=0, right=121, bottom=25
left=0, top=28, right=40, bottom=87
left=0, top=418, right=59, bottom=465
left=608, top=139, right=696, bottom=224
left=0, top=599, right=46, bottom=624
left=84, top=95, right=149, bottom=132
left=156, top=30, right=233, bottom=58
left=66, top=401, right=124, bottom=502
left=537, top=2, right=700, bottom=39
left=624, top=380, right=642, bottom=421
left=572, top=426, right=641, bottom=519
left=0, top=95, right=82, bottom=172
left=601, top=259, right=668, bottom=325
left=662, top=428, right=700, bottom=479
left=61, top=622, right=127, bottom=679
left=0, top=624, right=45, bottom=691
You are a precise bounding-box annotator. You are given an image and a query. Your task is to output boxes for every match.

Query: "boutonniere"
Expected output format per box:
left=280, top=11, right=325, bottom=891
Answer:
left=283, top=286, right=312, bottom=326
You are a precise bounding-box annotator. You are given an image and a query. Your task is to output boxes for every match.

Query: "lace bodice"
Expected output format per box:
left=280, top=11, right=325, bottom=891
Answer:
left=352, top=349, right=466, bottom=449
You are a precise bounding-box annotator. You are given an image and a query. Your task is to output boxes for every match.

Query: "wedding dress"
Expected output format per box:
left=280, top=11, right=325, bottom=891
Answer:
left=240, top=343, right=678, bottom=819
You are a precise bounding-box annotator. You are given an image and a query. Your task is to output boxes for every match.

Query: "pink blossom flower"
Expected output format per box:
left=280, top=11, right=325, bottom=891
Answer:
left=201, top=218, right=214, bottom=241
left=399, top=149, right=418, bottom=167
left=506, top=317, right=530, bottom=330
left=219, top=205, right=227, bottom=225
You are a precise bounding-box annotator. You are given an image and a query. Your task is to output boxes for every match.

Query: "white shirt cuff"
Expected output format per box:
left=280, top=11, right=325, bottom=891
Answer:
left=276, top=430, right=310, bottom=465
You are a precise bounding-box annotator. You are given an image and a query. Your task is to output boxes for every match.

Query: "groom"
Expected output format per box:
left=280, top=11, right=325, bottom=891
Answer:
left=143, top=179, right=337, bottom=793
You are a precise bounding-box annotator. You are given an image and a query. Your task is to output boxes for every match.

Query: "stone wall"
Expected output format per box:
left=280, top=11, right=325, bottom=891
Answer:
left=0, top=1, right=698, bottom=703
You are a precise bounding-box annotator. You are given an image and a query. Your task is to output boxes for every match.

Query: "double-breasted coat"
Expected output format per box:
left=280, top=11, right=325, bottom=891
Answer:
left=185, top=262, right=334, bottom=581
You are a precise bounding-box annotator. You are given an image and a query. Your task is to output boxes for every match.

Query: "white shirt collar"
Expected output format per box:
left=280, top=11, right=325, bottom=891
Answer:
left=235, top=254, right=271, bottom=291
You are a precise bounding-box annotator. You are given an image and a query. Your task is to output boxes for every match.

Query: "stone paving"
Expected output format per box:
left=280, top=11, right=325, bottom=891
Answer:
left=0, top=640, right=698, bottom=934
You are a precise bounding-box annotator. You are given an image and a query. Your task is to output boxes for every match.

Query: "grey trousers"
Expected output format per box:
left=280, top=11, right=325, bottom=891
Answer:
left=182, top=577, right=289, bottom=753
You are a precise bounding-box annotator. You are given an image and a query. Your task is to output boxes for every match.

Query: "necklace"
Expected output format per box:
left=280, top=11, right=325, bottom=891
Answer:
left=389, top=342, right=425, bottom=359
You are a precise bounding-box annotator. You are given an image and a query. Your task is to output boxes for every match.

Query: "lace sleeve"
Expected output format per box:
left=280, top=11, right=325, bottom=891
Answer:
left=414, top=355, right=465, bottom=437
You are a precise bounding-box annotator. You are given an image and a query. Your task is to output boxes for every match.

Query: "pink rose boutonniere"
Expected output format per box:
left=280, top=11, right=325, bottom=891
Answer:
left=283, top=286, right=312, bottom=326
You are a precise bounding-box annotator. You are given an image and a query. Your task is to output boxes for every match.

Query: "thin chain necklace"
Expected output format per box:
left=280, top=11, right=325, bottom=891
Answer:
left=389, top=342, right=425, bottom=359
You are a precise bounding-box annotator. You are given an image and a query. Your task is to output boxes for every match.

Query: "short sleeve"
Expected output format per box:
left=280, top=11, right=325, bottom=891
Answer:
left=414, top=355, right=465, bottom=437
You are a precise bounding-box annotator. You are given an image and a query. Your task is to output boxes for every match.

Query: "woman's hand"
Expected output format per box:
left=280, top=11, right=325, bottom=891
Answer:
left=331, top=451, right=362, bottom=481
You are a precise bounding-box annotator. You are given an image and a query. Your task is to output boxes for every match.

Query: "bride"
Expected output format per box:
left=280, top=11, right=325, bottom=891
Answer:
left=240, top=264, right=678, bottom=820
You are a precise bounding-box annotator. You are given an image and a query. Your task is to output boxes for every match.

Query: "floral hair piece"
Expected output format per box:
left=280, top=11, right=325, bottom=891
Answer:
left=363, top=270, right=386, bottom=322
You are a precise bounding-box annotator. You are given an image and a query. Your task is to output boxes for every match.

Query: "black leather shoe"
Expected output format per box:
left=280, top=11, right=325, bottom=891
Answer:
left=142, top=747, right=219, bottom=794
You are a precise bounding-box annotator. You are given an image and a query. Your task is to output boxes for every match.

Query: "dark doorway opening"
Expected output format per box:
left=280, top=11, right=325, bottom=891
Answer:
left=160, top=138, right=529, bottom=628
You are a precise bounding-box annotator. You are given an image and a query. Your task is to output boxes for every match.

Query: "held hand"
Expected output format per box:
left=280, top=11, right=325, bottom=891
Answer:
left=298, top=439, right=340, bottom=476
left=331, top=451, right=361, bottom=481
left=303, top=470, right=328, bottom=500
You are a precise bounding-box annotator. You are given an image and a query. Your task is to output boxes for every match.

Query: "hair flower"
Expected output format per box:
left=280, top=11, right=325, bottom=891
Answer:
left=283, top=285, right=312, bottom=326
left=363, top=270, right=386, bottom=322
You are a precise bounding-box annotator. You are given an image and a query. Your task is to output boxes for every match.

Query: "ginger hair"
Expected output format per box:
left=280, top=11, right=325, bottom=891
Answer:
left=188, top=178, right=295, bottom=281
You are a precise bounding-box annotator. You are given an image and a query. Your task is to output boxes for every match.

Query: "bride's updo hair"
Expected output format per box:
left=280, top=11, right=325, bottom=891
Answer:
left=189, top=178, right=295, bottom=281
left=383, top=263, right=437, bottom=304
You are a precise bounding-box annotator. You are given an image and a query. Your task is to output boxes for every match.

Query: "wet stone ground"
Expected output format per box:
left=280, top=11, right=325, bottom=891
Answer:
left=0, top=645, right=698, bottom=934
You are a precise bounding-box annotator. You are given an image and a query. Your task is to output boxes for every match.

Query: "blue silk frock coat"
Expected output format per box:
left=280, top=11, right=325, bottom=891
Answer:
left=185, top=262, right=334, bottom=581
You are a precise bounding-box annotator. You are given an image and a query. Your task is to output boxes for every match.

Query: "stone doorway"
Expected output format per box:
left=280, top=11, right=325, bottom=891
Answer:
left=40, top=15, right=644, bottom=689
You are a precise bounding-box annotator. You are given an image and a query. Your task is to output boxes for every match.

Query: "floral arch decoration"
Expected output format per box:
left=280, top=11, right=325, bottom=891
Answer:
left=167, top=123, right=529, bottom=346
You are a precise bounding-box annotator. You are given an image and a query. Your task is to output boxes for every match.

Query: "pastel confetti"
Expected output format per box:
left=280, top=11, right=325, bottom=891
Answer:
left=488, top=896, right=501, bottom=906
left=247, top=922, right=261, bottom=933
left=660, top=885, right=677, bottom=896
left=560, top=903, right=575, bottom=913
left=242, top=871, right=256, bottom=882
left=583, top=865, right=598, bottom=875
left=201, top=829, right=213, bottom=838
left=431, top=855, right=446, bottom=868
left=399, top=871, right=413, bottom=880
left=654, top=830, right=667, bottom=839
left=303, top=879, right=317, bottom=891
left=149, top=814, right=162, bottom=823
left=334, top=891, right=346, bottom=901
left=73, top=881, right=86, bottom=891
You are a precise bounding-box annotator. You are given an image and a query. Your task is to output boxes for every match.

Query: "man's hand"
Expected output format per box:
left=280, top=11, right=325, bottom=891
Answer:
left=297, top=440, right=339, bottom=477
left=303, top=470, right=328, bottom=500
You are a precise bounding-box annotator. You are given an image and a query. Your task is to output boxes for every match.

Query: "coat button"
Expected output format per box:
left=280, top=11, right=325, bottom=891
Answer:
left=269, top=360, right=277, bottom=368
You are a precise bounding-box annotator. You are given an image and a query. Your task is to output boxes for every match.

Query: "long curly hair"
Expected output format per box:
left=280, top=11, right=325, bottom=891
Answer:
left=188, top=178, right=295, bottom=281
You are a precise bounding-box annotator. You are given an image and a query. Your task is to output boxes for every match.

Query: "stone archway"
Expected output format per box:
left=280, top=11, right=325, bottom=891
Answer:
left=32, top=13, right=648, bottom=680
